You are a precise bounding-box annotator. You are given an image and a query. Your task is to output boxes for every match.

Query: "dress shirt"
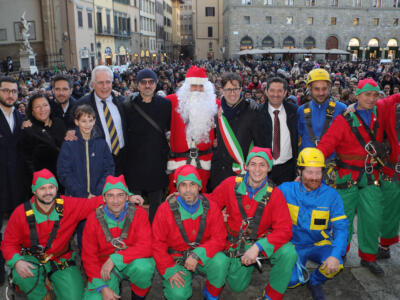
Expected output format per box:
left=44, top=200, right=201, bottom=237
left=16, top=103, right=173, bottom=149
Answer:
left=94, top=92, right=125, bottom=151
left=0, top=106, right=15, bottom=133
left=268, top=103, right=292, bottom=165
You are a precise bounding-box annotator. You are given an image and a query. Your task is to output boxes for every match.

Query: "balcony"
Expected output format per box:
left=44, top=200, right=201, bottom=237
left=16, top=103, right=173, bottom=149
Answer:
left=114, top=30, right=132, bottom=39
left=96, top=26, right=113, bottom=36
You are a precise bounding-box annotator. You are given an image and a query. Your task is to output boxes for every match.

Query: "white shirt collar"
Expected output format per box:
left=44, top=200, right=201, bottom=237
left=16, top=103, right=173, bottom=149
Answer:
left=94, top=92, right=112, bottom=103
left=268, top=103, right=283, bottom=113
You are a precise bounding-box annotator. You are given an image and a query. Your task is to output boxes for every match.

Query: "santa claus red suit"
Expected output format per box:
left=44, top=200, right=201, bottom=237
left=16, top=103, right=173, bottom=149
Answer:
left=166, top=66, right=219, bottom=192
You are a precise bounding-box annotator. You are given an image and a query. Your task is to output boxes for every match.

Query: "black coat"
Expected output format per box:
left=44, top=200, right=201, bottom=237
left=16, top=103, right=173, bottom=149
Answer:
left=19, top=117, right=66, bottom=193
left=123, top=94, right=171, bottom=191
left=0, top=109, right=25, bottom=212
left=261, top=100, right=298, bottom=179
left=76, top=91, right=127, bottom=175
left=50, top=96, right=77, bottom=130
left=208, top=99, right=268, bottom=191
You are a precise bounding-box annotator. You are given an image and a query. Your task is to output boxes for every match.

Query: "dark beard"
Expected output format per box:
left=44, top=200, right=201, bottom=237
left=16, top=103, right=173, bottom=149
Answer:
left=0, top=97, right=15, bottom=108
left=36, top=195, right=56, bottom=205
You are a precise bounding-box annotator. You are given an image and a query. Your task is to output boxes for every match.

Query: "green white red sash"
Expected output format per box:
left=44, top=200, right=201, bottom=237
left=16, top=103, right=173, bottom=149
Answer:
left=218, top=113, right=246, bottom=174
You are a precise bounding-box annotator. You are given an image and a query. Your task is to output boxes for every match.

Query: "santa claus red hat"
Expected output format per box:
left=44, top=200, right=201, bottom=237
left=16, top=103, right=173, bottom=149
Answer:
left=185, top=66, right=208, bottom=85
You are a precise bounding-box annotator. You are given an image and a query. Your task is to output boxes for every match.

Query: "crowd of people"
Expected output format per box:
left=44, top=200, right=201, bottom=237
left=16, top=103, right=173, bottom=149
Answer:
left=0, top=57, right=399, bottom=300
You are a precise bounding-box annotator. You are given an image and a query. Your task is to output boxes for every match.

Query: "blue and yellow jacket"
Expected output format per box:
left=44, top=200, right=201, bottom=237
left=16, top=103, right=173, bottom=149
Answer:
left=279, top=181, right=348, bottom=260
left=297, top=99, right=346, bottom=157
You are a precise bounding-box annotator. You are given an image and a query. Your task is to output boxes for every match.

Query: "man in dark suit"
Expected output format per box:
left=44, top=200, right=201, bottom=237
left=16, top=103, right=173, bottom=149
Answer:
left=0, top=76, right=24, bottom=283
left=75, top=66, right=126, bottom=175
left=262, top=77, right=298, bottom=185
left=50, top=75, right=77, bottom=129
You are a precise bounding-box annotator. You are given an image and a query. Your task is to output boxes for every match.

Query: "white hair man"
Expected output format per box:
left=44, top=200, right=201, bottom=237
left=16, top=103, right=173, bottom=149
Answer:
left=166, top=66, right=218, bottom=192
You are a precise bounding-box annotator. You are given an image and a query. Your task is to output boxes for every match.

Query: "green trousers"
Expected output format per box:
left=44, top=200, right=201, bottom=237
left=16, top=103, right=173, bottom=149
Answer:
left=337, top=173, right=383, bottom=259
left=226, top=242, right=297, bottom=295
left=83, top=258, right=155, bottom=299
left=163, top=252, right=229, bottom=300
left=11, top=255, right=84, bottom=300
left=380, top=179, right=400, bottom=246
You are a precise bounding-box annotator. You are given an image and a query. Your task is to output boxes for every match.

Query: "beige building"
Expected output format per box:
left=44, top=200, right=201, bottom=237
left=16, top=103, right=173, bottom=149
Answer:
left=0, top=0, right=64, bottom=69
left=164, top=0, right=173, bottom=60
left=93, top=0, right=115, bottom=65
left=171, top=0, right=182, bottom=59
left=62, top=0, right=96, bottom=70
left=140, top=0, right=157, bottom=62
left=113, top=0, right=141, bottom=65
left=180, top=0, right=194, bottom=58
left=192, top=0, right=223, bottom=60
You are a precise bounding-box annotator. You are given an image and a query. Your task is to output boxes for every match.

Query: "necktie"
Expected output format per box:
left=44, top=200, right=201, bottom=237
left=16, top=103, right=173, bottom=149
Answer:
left=273, top=110, right=280, bottom=160
left=101, top=99, right=120, bottom=155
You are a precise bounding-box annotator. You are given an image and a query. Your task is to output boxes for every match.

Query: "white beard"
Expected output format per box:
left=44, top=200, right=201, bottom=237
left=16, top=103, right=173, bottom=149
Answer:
left=176, top=82, right=218, bottom=145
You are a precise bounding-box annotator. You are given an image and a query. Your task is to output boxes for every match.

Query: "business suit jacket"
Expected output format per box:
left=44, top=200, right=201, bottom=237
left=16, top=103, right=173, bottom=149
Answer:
left=0, top=109, right=25, bottom=212
left=262, top=100, right=298, bottom=181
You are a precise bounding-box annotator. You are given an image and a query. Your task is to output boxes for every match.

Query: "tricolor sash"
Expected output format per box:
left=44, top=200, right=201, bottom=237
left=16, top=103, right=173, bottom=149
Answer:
left=218, top=113, right=246, bottom=174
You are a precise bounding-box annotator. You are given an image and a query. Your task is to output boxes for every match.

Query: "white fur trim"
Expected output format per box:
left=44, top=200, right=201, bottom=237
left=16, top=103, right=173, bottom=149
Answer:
left=185, top=77, right=208, bottom=85
left=167, top=159, right=211, bottom=174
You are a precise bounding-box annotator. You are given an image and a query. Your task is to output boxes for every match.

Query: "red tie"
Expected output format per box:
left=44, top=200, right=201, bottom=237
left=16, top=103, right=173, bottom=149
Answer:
left=273, top=110, right=280, bottom=160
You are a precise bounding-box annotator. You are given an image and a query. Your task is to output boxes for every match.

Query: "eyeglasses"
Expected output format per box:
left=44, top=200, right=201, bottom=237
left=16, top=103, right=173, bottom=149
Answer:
left=139, top=79, right=155, bottom=86
left=104, top=193, right=126, bottom=200
left=0, top=88, right=18, bottom=95
left=223, top=88, right=241, bottom=93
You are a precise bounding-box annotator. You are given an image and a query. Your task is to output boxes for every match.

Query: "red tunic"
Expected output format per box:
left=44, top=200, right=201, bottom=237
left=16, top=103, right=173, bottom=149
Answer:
left=317, top=110, right=384, bottom=180
left=82, top=206, right=152, bottom=286
left=377, top=94, right=400, bottom=178
left=152, top=197, right=226, bottom=278
left=1, top=195, right=103, bottom=265
left=165, top=94, right=218, bottom=192
left=205, top=176, right=293, bottom=255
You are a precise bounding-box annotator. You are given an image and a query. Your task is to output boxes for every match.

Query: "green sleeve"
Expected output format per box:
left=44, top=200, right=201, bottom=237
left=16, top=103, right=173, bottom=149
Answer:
left=256, top=237, right=275, bottom=258
left=110, top=253, right=127, bottom=271
left=163, top=264, right=182, bottom=280
left=192, top=247, right=209, bottom=265
left=6, top=253, right=23, bottom=268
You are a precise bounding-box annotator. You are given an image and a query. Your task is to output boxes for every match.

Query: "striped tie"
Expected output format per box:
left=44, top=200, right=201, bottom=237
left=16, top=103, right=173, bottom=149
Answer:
left=101, top=99, right=120, bottom=155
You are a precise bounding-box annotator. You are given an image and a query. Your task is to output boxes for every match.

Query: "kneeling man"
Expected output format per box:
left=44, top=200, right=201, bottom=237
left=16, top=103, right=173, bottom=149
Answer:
left=279, top=148, right=348, bottom=300
left=152, top=165, right=229, bottom=300
left=82, top=175, right=155, bottom=300
left=207, top=147, right=297, bottom=300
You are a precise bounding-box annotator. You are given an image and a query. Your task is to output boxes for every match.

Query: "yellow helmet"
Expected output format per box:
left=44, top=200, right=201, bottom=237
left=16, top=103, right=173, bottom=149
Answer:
left=306, top=69, right=331, bottom=88
left=297, top=148, right=325, bottom=168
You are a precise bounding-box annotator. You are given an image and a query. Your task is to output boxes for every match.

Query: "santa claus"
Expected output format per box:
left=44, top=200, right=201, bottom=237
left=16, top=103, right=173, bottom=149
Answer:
left=166, top=66, right=219, bottom=192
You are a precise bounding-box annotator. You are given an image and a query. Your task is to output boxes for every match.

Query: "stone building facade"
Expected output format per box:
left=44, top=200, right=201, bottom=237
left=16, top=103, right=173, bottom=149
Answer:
left=193, top=0, right=224, bottom=60
left=223, top=0, right=400, bottom=60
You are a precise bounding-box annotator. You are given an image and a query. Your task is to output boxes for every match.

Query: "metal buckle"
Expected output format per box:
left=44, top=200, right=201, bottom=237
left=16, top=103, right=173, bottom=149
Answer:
left=187, top=242, right=199, bottom=249
left=111, top=238, right=127, bottom=250
left=188, top=148, right=198, bottom=159
left=395, top=163, right=400, bottom=174
left=365, top=142, right=377, bottom=157
left=314, top=138, right=320, bottom=147
left=365, top=156, right=374, bottom=175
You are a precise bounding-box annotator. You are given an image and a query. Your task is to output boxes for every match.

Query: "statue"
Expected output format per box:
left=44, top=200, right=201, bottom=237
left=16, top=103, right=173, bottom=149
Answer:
left=20, top=12, right=34, bottom=55
left=19, top=12, right=38, bottom=74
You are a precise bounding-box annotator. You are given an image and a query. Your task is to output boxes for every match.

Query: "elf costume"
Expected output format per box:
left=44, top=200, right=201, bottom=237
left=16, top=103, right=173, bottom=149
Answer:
left=206, top=147, right=297, bottom=300
left=152, top=165, right=229, bottom=300
left=1, top=169, right=104, bottom=300
left=166, top=66, right=218, bottom=193
left=377, top=94, right=400, bottom=249
left=82, top=175, right=154, bottom=300
left=317, top=79, right=386, bottom=262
